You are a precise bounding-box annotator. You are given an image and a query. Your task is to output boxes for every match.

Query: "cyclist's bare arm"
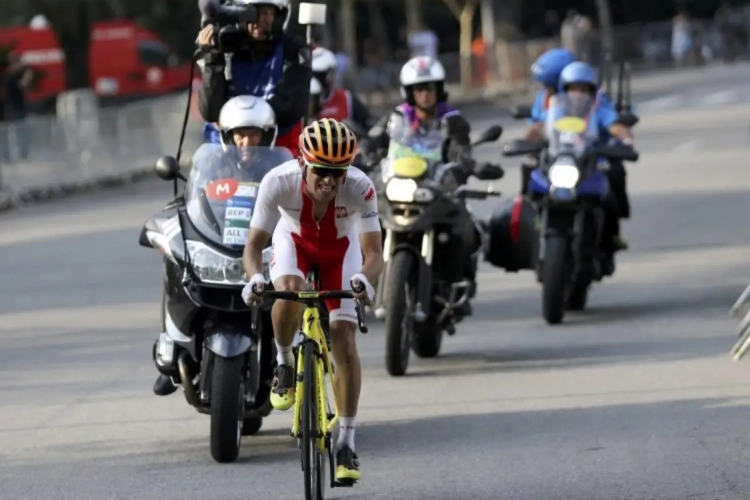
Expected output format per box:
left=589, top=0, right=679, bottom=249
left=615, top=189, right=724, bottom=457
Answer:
left=353, top=176, right=384, bottom=284
left=243, top=228, right=271, bottom=277
left=358, top=230, right=384, bottom=285
left=243, top=169, right=282, bottom=277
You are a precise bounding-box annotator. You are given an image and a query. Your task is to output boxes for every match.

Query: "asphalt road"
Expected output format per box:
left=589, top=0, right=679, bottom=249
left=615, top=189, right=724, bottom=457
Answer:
left=2, top=63, right=750, bottom=500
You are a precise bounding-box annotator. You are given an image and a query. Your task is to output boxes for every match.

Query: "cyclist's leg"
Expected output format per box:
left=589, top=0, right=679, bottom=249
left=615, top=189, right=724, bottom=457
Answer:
left=320, top=236, right=362, bottom=481
left=269, top=229, right=310, bottom=411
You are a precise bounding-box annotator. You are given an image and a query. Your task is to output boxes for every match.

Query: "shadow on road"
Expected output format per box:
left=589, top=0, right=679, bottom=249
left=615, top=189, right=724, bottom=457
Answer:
left=2, top=396, right=748, bottom=499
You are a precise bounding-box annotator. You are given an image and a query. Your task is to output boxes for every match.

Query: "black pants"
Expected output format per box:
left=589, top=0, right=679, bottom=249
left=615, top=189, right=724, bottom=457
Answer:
left=607, top=161, right=630, bottom=219
left=601, top=162, right=630, bottom=254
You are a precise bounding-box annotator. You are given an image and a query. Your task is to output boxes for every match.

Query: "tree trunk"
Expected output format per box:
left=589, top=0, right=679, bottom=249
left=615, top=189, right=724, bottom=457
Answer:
left=405, top=0, right=422, bottom=32
left=366, top=0, right=389, bottom=57
left=340, top=0, right=357, bottom=72
left=30, top=0, right=95, bottom=90
left=459, top=1, right=477, bottom=89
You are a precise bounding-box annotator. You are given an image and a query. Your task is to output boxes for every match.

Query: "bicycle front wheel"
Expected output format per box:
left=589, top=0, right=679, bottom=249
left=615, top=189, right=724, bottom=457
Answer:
left=302, top=341, right=325, bottom=500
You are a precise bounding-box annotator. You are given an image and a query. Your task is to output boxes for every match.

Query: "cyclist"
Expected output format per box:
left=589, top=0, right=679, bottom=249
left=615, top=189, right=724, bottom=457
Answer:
left=241, top=118, right=384, bottom=483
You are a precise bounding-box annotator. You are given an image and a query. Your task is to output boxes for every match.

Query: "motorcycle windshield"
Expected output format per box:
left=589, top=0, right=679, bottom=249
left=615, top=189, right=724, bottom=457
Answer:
left=185, top=144, right=293, bottom=249
left=384, top=123, right=443, bottom=179
left=545, top=93, right=599, bottom=158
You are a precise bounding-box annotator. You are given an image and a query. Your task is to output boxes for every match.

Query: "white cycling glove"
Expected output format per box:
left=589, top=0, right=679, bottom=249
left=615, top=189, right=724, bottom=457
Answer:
left=350, top=273, right=375, bottom=301
left=241, top=273, right=266, bottom=303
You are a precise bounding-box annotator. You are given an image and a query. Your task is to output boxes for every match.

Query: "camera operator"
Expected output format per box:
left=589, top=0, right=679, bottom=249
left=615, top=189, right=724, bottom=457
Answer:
left=198, top=0, right=312, bottom=156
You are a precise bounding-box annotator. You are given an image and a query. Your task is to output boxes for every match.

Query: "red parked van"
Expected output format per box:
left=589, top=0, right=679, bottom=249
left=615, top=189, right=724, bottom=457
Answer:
left=0, top=19, right=195, bottom=109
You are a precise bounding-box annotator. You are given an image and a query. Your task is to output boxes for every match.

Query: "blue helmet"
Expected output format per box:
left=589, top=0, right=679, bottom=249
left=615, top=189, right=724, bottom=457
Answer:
left=558, top=62, right=598, bottom=93
left=530, top=48, right=576, bottom=88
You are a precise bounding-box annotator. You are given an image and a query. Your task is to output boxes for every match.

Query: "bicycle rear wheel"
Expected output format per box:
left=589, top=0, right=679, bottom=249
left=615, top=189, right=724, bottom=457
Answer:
left=302, top=341, right=325, bottom=500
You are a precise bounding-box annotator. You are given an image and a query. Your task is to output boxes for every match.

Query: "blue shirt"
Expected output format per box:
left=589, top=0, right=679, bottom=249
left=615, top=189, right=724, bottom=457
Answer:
left=203, top=41, right=287, bottom=144
left=530, top=89, right=619, bottom=141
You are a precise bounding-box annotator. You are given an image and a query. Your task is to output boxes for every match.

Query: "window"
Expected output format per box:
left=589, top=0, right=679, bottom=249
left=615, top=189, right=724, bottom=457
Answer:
left=137, top=40, right=171, bottom=67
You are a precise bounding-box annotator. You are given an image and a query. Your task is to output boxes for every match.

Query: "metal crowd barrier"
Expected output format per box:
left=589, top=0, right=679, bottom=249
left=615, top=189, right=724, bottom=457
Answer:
left=729, top=284, right=750, bottom=360
left=0, top=92, right=204, bottom=204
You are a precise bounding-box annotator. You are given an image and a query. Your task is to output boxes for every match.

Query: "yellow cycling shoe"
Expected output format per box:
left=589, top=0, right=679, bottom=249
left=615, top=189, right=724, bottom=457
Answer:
left=335, top=445, right=361, bottom=483
left=269, top=365, right=295, bottom=411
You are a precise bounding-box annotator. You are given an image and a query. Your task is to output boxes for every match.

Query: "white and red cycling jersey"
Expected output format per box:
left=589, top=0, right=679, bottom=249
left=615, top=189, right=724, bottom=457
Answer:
left=249, top=160, right=380, bottom=323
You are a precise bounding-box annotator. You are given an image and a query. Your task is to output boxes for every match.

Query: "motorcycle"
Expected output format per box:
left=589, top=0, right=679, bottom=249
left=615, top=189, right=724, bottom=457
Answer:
left=139, top=144, right=292, bottom=463
left=373, top=123, right=505, bottom=376
left=501, top=93, right=638, bottom=325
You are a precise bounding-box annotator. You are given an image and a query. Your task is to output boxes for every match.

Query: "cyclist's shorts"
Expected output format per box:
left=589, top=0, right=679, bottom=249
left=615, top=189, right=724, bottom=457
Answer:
left=269, top=228, right=361, bottom=324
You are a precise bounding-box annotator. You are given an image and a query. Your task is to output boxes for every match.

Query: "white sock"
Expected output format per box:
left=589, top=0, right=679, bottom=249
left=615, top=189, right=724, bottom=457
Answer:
left=337, top=416, right=356, bottom=451
left=275, top=341, right=294, bottom=366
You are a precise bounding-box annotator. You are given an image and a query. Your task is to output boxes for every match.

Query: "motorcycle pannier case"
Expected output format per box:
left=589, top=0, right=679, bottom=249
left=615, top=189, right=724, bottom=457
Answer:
left=484, top=196, right=537, bottom=272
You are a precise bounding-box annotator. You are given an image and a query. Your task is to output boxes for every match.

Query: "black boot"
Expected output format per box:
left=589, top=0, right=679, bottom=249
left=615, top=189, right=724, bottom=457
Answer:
left=153, top=374, right=177, bottom=396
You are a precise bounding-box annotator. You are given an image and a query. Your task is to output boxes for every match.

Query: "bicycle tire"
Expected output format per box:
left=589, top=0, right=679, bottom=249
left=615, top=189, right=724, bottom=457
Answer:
left=302, top=340, right=325, bottom=499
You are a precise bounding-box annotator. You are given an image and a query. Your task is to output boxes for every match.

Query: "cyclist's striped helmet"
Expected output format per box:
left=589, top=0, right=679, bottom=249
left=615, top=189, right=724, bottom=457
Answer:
left=299, top=118, right=358, bottom=167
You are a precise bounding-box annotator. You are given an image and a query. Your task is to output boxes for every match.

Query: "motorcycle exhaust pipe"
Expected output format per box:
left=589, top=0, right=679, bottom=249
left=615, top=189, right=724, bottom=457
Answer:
left=178, top=351, right=204, bottom=411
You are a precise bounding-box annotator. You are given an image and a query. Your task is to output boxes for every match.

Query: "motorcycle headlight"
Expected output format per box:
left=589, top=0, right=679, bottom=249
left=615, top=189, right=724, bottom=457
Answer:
left=186, top=240, right=272, bottom=284
left=385, top=178, right=418, bottom=202
left=548, top=163, right=580, bottom=189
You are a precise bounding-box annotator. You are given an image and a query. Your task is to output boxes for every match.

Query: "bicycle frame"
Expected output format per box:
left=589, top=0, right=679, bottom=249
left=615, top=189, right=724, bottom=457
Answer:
left=291, top=295, right=340, bottom=450
left=249, top=287, right=368, bottom=450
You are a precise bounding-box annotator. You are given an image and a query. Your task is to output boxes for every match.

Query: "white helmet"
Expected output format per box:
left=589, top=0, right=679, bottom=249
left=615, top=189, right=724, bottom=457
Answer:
left=310, top=77, right=322, bottom=96
left=235, top=0, right=291, bottom=33
left=218, top=95, right=278, bottom=147
left=312, top=47, right=337, bottom=73
left=399, top=56, right=448, bottom=104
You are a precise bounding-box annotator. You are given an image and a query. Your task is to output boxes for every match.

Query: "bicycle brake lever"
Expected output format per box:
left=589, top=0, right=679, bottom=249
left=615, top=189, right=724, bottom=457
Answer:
left=355, top=300, right=368, bottom=334
left=250, top=304, right=260, bottom=333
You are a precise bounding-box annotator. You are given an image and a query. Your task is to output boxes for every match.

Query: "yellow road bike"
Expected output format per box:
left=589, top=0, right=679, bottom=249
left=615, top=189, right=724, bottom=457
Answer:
left=251, top=279, right=368, bottom=500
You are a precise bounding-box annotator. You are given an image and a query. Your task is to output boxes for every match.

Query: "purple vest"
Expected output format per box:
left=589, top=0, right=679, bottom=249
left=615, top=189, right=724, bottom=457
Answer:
left=396, top=102, right=459, bottom=130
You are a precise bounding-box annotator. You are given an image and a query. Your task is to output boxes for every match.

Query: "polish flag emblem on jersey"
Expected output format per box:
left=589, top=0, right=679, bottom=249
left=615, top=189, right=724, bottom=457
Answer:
left=364, top=187, right=375, bottom=201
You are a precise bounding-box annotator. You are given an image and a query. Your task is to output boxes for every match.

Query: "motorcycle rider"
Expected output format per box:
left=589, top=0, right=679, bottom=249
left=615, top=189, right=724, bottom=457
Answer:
left=521, top=48, right=577, bottom=195
left=197, top=0, right=311, bottom=156
left=311, top=46, right=373, bottom=131
left=242, top=118, right=384, bottom=483
left=369, top=55, right=493, bottom=317
left=523, top=49, right=631, bottom=250
left=153, top=95, right=283, bottom=396
left=554, top=61, right=634, bottom=271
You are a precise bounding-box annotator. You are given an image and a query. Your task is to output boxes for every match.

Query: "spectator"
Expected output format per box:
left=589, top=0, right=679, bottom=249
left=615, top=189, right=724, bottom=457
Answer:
left=2, top=51, right=32, bottom=160
left=561, top=9, right=581, bottom=55
left=357, top=38, right=391, bottom=107
left=542, top=11, right=560, bottom=39
left=672, top=11, right=694, bottom=66
left=407, top=21, right=438, bottom=59
left=329, top=41, right=351, bottom=89
left=575, top=16, right=596, bottom=63
left=714, top=1, right=745, bottom=62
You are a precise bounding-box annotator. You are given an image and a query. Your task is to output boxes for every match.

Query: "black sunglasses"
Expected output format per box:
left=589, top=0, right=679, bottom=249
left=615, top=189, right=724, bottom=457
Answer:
left=309, top=165, right=348, bottom=179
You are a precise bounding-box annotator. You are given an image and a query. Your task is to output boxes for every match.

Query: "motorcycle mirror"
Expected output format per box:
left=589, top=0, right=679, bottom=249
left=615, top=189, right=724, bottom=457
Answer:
left=474, top=163, right=504, bottom=180
left=502, top=139, right=544, bottom=157
left=510, top=104, right=532, bottom=120
left=155, top=156, right=184, bottom=182
left=616, top=111, right=639, bottom=128
left=472, top=125, right=503, bottom=146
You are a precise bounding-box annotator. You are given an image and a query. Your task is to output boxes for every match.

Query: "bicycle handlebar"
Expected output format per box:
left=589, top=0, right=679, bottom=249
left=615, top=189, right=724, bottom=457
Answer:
left=249, top=281, right=369, bottom=334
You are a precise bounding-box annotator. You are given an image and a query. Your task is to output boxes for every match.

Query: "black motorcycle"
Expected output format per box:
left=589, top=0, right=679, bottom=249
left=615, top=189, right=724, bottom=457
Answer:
left=372, top=125, right=505, bottom=376
left=139, top=144, right=292, bottom=462
left=502, top=94, right=638, bottom=324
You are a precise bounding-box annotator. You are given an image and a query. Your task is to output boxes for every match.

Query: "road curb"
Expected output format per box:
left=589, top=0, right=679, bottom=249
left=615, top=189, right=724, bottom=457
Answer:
left=0, top=167, right=156, bottom=213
